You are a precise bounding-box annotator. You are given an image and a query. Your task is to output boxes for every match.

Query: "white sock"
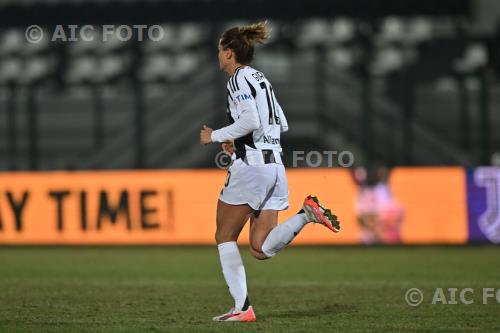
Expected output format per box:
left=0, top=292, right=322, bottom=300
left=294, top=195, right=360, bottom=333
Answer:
left=217, top=241, right=247, bottom=311
left=261, top=213, right=308, bottom=258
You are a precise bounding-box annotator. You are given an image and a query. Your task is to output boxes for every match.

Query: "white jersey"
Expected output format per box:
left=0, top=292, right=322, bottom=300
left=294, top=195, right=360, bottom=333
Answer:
left=214, top=66, right=290, bottom=212
left=212, top=66, right=288, bottom=153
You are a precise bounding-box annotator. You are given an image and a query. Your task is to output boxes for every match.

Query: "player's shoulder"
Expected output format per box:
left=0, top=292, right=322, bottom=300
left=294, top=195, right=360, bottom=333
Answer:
left=228, top=66, right=266, bottom=95
left=227, top=66, right=257, bottom=94
left=235, top=66, right=266, bottom=85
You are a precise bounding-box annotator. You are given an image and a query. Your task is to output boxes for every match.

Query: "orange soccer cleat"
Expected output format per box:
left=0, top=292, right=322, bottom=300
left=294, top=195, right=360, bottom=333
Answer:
left=303, top=195, right=341, bottom=233
left=212, top=306, right=257, bottom=322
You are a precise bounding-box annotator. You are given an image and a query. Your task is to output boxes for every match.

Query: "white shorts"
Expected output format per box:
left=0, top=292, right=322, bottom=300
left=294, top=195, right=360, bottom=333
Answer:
left=219, top=158, right=289, bottom=211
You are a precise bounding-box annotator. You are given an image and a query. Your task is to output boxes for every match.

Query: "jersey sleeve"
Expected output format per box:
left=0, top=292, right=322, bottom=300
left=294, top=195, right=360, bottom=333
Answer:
left=211, top=72, right=261, bottom=143
left=275, top=101, right=288, bottom=133
left=231, top=72, right=258, bottom=115
left=211, top=108, right=260, bottom=142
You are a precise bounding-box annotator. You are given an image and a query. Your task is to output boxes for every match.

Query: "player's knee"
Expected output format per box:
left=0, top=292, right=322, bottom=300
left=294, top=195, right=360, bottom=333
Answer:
left=214, top=231, right=226, bottom=244
left=215, top=229, right=238, bottom=244
left=249, top=245, right=270, bottom=260
left=250, top=240, right=263, bottom=253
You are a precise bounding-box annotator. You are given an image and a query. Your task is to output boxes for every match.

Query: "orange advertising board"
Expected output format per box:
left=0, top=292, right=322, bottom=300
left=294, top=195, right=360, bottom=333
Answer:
left=0, top=168, right=467, bottom=245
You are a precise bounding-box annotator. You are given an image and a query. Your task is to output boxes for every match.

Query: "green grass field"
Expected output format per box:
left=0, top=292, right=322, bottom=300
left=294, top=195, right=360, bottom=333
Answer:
left=0, top=246, right=499, bottom=333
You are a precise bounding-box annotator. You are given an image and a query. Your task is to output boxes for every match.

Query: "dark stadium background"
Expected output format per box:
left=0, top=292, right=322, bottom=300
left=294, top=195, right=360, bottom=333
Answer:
left=0, top=1, right=499, bottom=332
left=0, top=0, right=498, bottom=170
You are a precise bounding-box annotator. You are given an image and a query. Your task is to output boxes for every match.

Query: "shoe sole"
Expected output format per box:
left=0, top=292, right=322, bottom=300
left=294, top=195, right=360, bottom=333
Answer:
left=213, top=318, right=256, bottom=322
left=213, top=307, right=257, bottom=322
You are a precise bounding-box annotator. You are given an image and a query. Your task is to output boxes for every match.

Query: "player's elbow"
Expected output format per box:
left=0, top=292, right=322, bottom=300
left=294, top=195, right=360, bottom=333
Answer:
left=247, top=114, right=260, bottom=131
left=239, top=109, right=260, bottom=132
left=247, top=121, right=260, bottom=132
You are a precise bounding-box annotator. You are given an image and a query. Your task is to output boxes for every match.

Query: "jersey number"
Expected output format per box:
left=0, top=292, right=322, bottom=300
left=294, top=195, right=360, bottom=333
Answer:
left=260, top=82, right=280, bottom=125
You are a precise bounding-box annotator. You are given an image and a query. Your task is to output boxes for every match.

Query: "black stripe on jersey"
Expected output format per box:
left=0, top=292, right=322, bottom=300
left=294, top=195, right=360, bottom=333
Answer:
left=229, top=67, right=243, bottom=93
left=230, top=76, right=236, bottom=92
left=261, top=82, right=274, bottom=125
left=231, top=75, right=237, bottom=92
left=244, top=77, right=256, bottom=98
left=270, top=86, right=280, bottom=124
left=233, top=68, right=241, bottom=90
left=226, top=89, right=232, bottom=118
left=228, top=81, right=234, bottom=94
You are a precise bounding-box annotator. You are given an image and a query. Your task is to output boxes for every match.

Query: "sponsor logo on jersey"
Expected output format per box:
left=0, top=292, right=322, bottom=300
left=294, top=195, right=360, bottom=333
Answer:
left=263, top=135, right=280, bottom=145
left=252, top=71, right=265, bottom=81
left=236, top=94, right=253, bottom=102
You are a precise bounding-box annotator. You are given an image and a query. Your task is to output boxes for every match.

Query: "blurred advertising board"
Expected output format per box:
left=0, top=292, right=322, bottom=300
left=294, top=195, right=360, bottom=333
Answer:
left=466, top=167, right=500, bottom=244
left=0, top=167, right=494, bottom=245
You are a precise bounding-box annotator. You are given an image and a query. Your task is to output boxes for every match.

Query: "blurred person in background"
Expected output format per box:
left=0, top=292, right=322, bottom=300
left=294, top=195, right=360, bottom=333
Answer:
left=353, top=166, right=404, bottom=244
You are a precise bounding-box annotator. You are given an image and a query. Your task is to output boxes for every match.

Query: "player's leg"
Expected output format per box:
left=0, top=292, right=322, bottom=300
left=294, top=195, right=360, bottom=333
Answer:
left=215, top=199, right=252, bottom=244
left=250, top=208, right=308, bottom=259
left=248, top=210, right=278, bottom=260
left=247, top=164, right=311, bottom=259
left=250, top=196, right=342, bottom=259
left=213, top=200, right=256, bottom=322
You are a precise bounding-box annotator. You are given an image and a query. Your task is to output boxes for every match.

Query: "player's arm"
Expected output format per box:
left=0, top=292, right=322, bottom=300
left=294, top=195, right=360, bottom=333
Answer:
left=210, top=108, right=260, bottom=143
left=200, top=111, right=259, bottom=145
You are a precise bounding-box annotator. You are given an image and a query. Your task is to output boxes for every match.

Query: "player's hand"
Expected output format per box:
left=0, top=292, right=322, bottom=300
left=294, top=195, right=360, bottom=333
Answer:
left=222, top=141, right=234, bottom=155
left=200, top=125, right=213, bottom=145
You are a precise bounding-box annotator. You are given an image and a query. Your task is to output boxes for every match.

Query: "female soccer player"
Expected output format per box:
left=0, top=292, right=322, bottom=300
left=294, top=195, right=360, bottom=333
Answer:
left=200, top=21, right=340, bottom=322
